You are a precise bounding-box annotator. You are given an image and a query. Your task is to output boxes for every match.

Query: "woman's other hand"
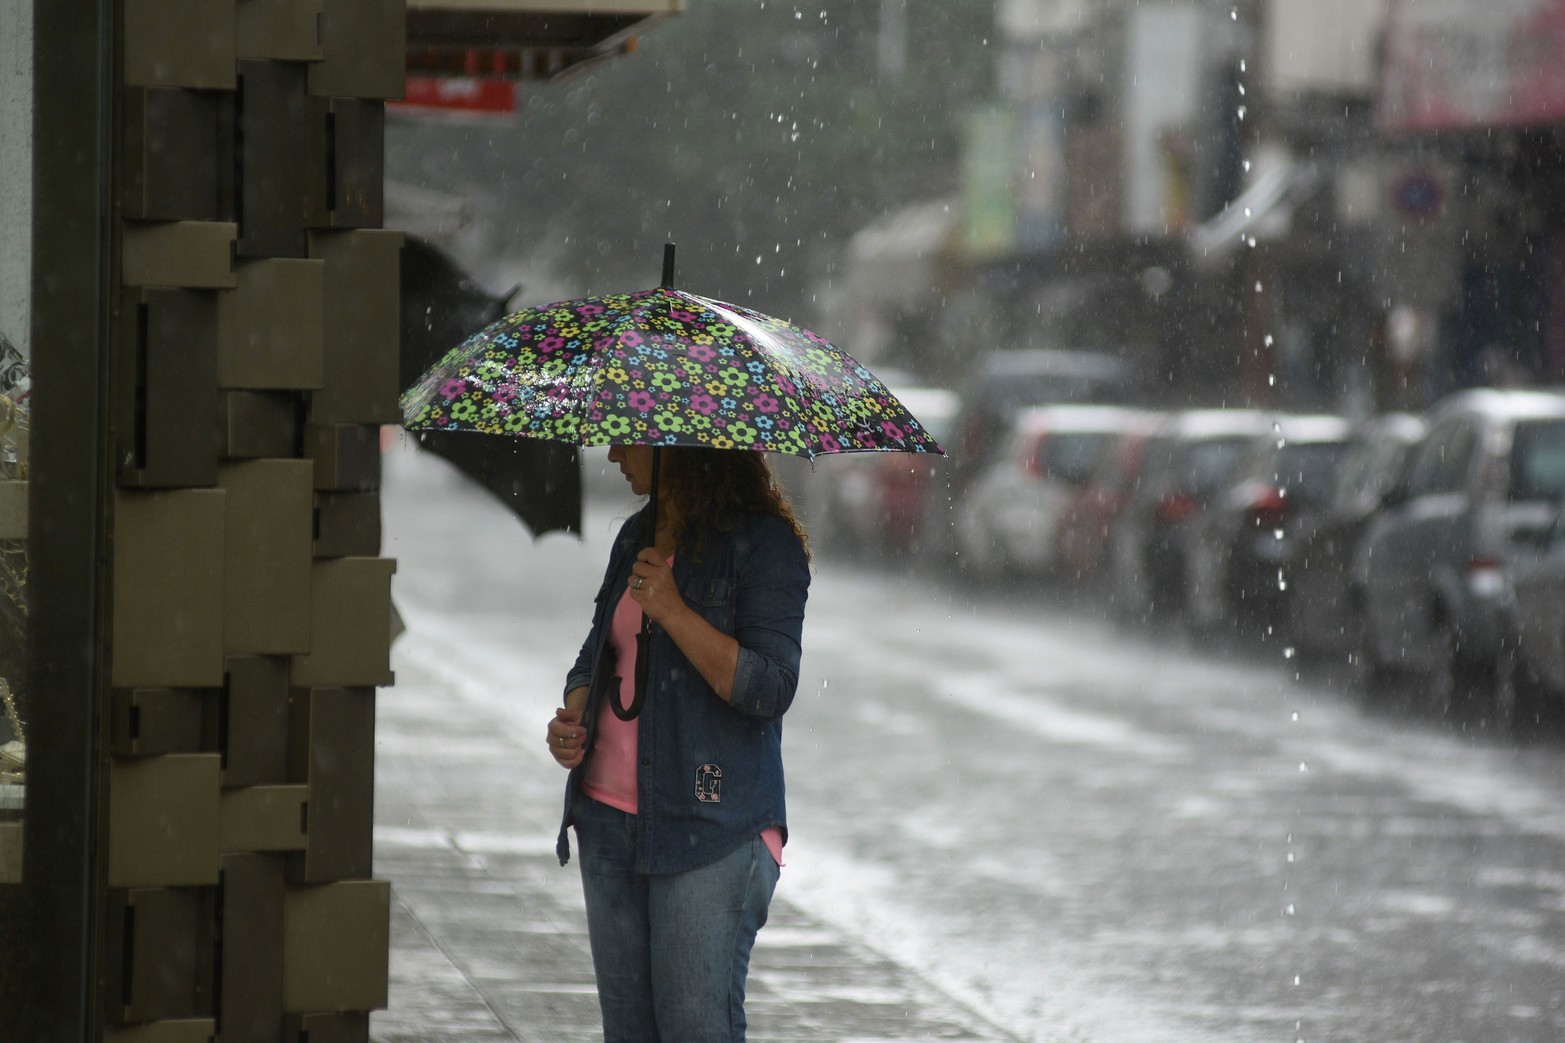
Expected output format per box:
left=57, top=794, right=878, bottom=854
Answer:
left=547, top=705, right=586, bottom=769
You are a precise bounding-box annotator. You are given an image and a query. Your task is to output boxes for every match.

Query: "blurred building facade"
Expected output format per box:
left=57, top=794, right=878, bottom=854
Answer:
left=844, top=0, right=1565, bottom=414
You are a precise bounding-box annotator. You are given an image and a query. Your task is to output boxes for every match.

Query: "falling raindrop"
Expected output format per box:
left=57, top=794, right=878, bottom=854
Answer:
left=1296, top=762, right=1308, bottom=773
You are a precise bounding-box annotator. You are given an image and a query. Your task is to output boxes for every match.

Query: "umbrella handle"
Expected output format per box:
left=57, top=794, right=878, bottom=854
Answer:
left=645, top=446, right=662, bottom=547
left=613, top=443, right=664, bottom=722
left=608, top=624, right=650, bottom=721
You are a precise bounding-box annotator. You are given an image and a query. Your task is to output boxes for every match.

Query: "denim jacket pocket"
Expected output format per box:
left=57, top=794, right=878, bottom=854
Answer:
left=689, top=576, right=735, bottom=631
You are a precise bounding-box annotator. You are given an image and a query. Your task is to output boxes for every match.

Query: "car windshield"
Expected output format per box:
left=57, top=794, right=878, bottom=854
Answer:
left=1330, top=437, right=1414, bottom=511
left=1275, top=442, right=1352, bottom=506
left=992, top=373, right=1131, bottom=411
left=1185, top=437, right=1251, bottom=497
left=1510, top=419, right=1565, bottom=500
left=1038, top=431, right=1116, bottom=484
left=923, top=412, right=957, bottom=446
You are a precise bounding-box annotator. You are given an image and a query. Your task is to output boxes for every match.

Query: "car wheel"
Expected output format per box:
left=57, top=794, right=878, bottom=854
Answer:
left=954, top=510, right=999, bottom=586
left=1430, top=614, right=1492, bottom=726
left=1182, top=563, right=1220, bottom=641
left=1500, top=649, right=1559, bottom=740
left=1349, top=605, right=1395, bottom=705
left=1282, top=597, right=1330, bottom=683
left=1108, top=544, right=1151, bottom=624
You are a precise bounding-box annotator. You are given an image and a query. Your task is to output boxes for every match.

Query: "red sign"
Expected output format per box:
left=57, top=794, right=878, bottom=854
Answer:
left=1380, top=0, right=1565, bottom=131
left=391, top=77, right=517, bottom=116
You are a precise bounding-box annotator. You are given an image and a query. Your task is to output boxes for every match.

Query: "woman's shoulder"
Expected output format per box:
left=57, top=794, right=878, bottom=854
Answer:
left=729, top=511, right=808, bottom=562
left=730, top=509, right=797, bottom=539
left=599, top=507, right=655, bottom=566
left=611, top=505, right=654, bottom=541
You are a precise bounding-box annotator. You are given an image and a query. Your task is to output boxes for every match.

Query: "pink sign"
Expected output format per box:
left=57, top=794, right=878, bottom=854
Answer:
left=1379, top=0, right=1565, bottom=131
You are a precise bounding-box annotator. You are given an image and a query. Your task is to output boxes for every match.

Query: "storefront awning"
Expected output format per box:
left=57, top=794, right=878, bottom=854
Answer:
left=406, top=0, right=684, bottom=81
left=1188, top=159, right=1320, bottom=269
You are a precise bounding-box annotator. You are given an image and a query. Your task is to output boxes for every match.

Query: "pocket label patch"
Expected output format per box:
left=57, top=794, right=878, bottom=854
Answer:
left=695, top=763, right=723, bottom=803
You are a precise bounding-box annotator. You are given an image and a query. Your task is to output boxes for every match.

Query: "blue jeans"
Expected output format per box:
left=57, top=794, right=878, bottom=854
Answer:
left=573, top=792, right=779, bottom=1042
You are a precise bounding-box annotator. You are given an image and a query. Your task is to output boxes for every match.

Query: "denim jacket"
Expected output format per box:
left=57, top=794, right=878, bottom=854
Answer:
left=555, top=506, right=811, bottom=874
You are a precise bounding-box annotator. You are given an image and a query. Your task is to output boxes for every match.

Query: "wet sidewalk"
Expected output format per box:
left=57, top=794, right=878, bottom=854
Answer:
left=368, top=627, right=1019, bottom=1043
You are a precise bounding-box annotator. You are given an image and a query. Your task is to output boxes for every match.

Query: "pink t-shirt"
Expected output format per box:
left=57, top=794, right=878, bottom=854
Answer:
left=581, top=575, right=784, bottom=867
left=580, top=586, right=643, bottom=814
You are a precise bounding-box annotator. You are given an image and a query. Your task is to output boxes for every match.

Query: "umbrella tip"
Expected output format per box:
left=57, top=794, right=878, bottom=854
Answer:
left=661, top=242, right=677, bottom=288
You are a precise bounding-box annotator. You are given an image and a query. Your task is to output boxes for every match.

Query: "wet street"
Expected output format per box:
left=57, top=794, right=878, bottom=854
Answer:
left=380, top=442, right=1565, bottom=1043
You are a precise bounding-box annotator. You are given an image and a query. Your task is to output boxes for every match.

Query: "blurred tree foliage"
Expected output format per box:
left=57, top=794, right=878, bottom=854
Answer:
left=387, top=0, right=995, bottom=325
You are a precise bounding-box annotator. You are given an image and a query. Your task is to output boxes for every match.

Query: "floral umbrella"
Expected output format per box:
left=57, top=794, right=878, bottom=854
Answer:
left=399, top=288, right=944, bottom=460
left=400, top=248, right=944, bottom=719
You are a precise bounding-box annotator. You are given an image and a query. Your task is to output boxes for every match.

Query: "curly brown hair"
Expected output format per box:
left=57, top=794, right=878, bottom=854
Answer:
left=655, top=447, right=810, bottom=562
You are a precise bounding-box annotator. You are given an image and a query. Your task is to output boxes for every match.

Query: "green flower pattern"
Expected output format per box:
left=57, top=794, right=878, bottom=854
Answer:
left=401, top=287, right=944, bottom=459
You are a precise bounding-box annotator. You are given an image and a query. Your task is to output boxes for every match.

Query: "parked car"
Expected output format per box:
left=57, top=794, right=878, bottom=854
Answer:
left=954, top=405, right=1137, bottom=580
left=926, top=349, right=1138, bottom=564
left=812, top=384, right=958, bottom=556
left=949, top=349, right=1139, bottom=477
left=1184, top=414, right=1354, bottom=637
left=1053, top=410, right=1167, bottom=586
left=1500, top=495, right=1565, bottom=734
left=1351, top=389, right=1565, bottom=718
left=1287, top=413, right=1428, bottom=669
left=1108, top=409, right=1275, bottom=621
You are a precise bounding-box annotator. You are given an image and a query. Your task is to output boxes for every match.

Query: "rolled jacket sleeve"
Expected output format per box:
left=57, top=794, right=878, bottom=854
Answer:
left=726, top=519, right=810, bottom=719
left=565, top=608, right=600, bottom=695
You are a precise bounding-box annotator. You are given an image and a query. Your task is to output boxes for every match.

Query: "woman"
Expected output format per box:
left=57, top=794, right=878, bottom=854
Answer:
left=548, top=443, right=811, bottom=1042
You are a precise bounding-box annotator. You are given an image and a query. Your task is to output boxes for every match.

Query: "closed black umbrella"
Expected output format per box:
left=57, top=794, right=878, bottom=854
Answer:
left=400, top=237, right=581, bottom=537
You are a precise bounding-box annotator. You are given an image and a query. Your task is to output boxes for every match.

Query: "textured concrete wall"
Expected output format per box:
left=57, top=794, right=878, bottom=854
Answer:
left=0, top=0, right=31, bottom=356
left=103, top=0, right=405, bottom=1036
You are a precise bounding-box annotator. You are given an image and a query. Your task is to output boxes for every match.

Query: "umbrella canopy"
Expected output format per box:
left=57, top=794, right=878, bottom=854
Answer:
left=399, top=237, right=581, bottom=538
left=399, top=286, right=945, bottom=460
